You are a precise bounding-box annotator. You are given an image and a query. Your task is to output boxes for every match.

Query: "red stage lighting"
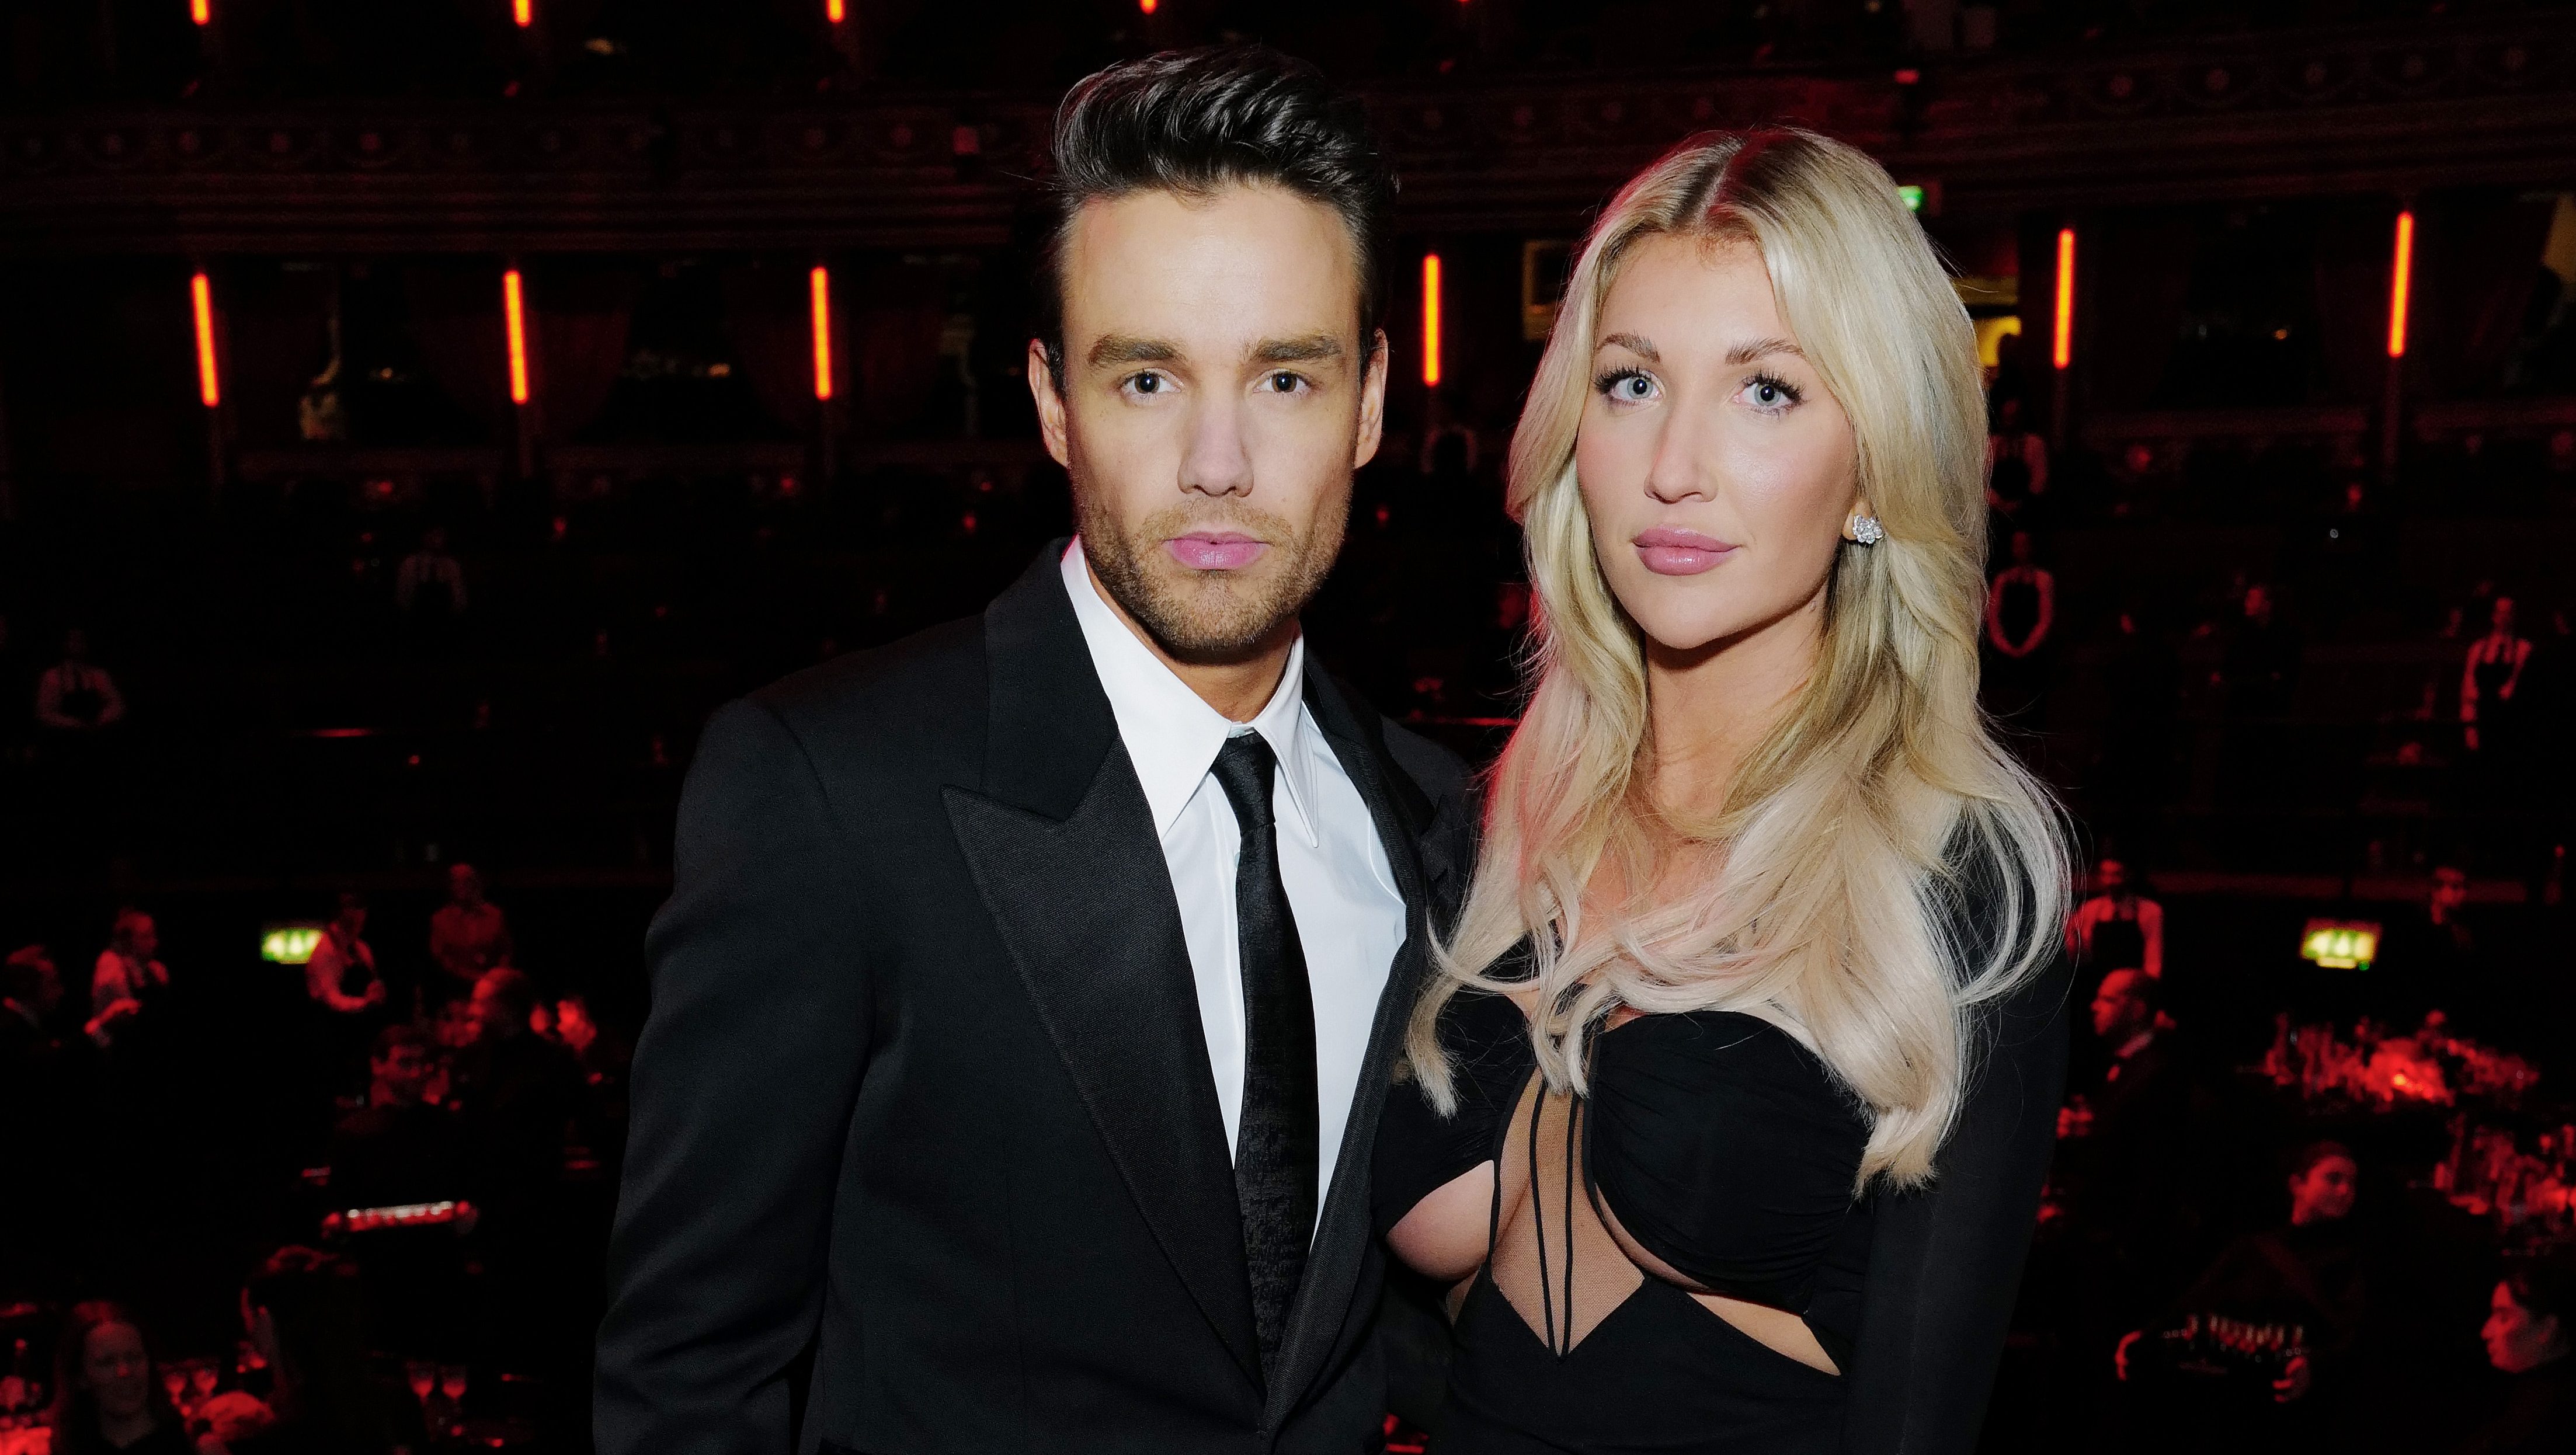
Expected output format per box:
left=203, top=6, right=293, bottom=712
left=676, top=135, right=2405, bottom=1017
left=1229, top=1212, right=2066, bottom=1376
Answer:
left=1421, top=253, right=1443, bottom=388
left=512, top=0, right=533, bottom=27
left=190, top=0, right=210, bottom=24
left=2051, top=228, right=2076, bottom=371
left=825, top=0, right=844, bottom=20
left=2386, top=210, right=2415, bottom=359
left=810, top=266, right=835, bottom=401
left=503, top=269, right=530, bottom=405
left=190, top=271, right=220, bottom=408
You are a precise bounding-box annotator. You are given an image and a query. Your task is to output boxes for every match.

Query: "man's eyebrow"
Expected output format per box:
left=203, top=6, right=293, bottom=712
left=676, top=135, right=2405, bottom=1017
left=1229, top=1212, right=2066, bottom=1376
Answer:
left=1086, top=335, right=1180, bottom=368
left=1250, top=333, right=1348, bottom=366
left=1724, top=336, right=1805, bottom=366
left=1595, top=332, right=1659, bottom=363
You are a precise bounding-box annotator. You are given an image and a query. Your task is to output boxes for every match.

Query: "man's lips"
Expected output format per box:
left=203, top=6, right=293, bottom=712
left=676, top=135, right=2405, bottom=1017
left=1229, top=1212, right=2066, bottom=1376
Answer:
left=1165, top=533, right=1272, bottom=571
left=1632, top=525, right=1737, bottom=576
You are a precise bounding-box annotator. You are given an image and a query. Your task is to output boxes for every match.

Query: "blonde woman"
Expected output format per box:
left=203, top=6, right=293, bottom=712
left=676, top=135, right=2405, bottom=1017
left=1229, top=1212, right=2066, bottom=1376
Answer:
left=1372, top=130, right=2073, bottom=1453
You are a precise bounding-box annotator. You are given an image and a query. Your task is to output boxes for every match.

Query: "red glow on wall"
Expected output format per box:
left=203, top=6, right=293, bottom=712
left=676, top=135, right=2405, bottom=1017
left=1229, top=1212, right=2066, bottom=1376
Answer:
left=190, top=272, right=220, bottom=408
left=1139, top=0, right=1156, bottom=12
left=503, top=269, right=530, bottom=406
left=825, top=0, right=844, bottom=20
left=2386, top=210, right=2415, bottom=359
left=512, top=0, right=533, bottom=27
left=190, top=0, right=211, bottom=25
left=1421, top=253, right=1443, bottom=387
left=810, top=266, right=835, bottom=401
left=2051, top=228, right=2076, bottom=371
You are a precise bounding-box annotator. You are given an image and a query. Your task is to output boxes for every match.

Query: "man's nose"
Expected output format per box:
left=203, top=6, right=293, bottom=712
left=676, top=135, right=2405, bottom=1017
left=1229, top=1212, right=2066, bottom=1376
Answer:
left=1179, top=394, right=1254, bottom=499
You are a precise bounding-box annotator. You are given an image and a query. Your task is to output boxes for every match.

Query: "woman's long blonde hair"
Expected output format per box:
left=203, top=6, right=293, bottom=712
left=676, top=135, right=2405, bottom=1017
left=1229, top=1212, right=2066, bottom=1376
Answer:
left=1406, top=128, right=2069, bottom=1190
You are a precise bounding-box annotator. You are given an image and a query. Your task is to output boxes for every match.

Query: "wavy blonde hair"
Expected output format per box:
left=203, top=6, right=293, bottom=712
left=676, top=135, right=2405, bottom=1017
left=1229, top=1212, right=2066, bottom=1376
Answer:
left=1406, top=128, right=2069, bottom=1190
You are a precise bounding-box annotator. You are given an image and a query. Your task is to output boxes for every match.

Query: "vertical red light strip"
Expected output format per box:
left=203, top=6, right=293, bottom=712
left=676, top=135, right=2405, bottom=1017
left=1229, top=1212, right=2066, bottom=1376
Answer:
left=513, top=0, right=533, bottom=27
left=190, top=0, right=211, bottom=25
left=2385, top=210, right=2415, bottom=359
left=190, top=272, right=221, bottom=408
left=503, top=269, right=530, bottom=405
left=810, top=266, right=836, bottom=401
left=1421, top=253, right=1443, bottom=388
left=825, top=0, right=844, bottom=19
left=2051, top=228, right=2076, bottom=371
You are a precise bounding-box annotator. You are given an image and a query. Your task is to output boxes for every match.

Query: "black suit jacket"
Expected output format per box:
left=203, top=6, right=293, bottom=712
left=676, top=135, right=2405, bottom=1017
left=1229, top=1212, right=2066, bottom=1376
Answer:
left=596, top=543, right=1475, bottom=1455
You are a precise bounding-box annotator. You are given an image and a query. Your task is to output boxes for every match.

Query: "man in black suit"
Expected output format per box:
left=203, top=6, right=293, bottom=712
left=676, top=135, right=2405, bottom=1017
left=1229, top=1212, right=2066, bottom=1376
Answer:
left=596, top=47, right=1474, bottom=1455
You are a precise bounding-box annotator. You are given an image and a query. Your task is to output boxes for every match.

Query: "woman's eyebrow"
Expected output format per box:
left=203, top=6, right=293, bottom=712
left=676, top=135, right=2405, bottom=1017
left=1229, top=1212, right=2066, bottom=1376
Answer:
left=1596, top=332, right=1659, bottom=362
left=1725, top=336, right=1805, bottom=366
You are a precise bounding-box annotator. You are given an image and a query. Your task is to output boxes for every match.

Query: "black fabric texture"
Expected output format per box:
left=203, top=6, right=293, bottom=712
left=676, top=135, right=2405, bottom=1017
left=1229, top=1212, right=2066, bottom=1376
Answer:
left=1586, top=1012, right=1871, bottom=1316
left=1210, top=732, right=1321, bottom=1376
left=1372, top=986, right=1531, bottom=1240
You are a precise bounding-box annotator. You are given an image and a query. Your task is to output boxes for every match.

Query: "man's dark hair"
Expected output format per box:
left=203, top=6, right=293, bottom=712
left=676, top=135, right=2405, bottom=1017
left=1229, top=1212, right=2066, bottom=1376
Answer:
left=2284, top=1139, right=2353, bottom=1180
left=2, top=944, right=53, bottom=1005
left=1034, top=45, right=1395, bottom=388
left=476, top=966, right=536, bottom=1023
left=2505, top=1248, right=2576, bottom=1326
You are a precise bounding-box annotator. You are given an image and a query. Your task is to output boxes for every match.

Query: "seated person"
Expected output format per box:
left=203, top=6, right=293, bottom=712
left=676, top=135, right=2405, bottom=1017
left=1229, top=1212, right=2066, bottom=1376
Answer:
left=210, top=1248, right=417, bottom=1455
left=328, top=1025, right=467, bottom=1211
left=2119, top=1141, right=2365, bottom=1426
left=2455, top=1251, right=2576, bottom=1455
left=45, top=1299, right=208, bottom=1455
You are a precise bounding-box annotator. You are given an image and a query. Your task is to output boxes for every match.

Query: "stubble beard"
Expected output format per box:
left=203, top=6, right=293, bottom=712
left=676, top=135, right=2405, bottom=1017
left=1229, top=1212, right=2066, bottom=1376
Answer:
left=1074, top=481, right=1347, bottom=666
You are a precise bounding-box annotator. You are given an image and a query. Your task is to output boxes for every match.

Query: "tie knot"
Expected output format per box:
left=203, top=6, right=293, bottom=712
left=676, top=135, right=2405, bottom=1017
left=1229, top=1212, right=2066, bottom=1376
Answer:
left=1210, top=732, right=1277, bottom=831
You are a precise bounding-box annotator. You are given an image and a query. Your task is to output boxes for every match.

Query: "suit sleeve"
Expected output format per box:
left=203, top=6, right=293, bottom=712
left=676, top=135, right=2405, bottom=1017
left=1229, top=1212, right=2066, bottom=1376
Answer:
left=1842, top=951, right=2072, bottom=1455
left=596, top=698, right=875, bottom=1455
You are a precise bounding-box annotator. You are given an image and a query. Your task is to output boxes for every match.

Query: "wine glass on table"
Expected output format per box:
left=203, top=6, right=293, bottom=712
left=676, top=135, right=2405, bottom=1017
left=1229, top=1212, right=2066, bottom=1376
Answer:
left=405, top=1359, right=436, bottom=1426
left=439, top=1364, right=470, bottom=1435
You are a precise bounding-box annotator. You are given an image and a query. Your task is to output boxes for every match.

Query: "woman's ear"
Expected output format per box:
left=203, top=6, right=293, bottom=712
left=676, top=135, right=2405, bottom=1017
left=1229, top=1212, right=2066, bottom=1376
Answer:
left=1840, top=497, right=1878, bottom=543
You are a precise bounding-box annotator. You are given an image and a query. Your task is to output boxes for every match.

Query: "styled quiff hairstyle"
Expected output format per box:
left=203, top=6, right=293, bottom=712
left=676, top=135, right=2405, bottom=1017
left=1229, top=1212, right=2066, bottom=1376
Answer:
left=1407, top=128, right=2069, bottom=1191
left=1034, top=44, right=1395, bottom=384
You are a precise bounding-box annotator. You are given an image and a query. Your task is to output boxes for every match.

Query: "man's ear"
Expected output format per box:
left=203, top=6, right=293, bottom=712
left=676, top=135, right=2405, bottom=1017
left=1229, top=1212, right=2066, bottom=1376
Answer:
left=1028, top=339, right=1071, bottom=468
left=1353, top=327, right=1389, bottom=470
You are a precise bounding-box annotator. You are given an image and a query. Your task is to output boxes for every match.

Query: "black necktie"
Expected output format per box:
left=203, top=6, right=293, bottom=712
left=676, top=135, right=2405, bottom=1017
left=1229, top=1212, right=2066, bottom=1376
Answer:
left=1209, top=732, right=1318, bottom=1377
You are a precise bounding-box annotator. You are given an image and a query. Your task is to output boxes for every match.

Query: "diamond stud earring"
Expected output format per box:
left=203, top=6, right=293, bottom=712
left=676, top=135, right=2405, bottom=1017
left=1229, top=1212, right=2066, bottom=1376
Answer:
left=1848, top=513, right=1885, bottom=545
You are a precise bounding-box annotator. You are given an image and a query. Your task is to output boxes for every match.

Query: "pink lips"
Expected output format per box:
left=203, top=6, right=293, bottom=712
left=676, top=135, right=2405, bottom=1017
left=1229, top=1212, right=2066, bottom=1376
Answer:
left=1165, top=532, right=1271, bottom=571
left=1632, top=525, right=1737, bottom=576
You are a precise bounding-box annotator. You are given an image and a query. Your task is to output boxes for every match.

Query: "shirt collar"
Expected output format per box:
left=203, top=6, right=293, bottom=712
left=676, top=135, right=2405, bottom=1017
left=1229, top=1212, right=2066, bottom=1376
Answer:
left=1061, top=538, right=1320, bottom=847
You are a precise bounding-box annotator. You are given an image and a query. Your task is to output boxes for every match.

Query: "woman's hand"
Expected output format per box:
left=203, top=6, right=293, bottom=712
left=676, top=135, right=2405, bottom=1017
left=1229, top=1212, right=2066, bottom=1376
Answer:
left=2273, top=1352, right=2311, bottom=1403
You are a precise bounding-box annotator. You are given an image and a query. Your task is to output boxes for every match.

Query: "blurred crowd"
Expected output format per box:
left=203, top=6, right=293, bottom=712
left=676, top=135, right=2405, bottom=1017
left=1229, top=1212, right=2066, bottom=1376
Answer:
left=0, top=868, right=627, bottom=1454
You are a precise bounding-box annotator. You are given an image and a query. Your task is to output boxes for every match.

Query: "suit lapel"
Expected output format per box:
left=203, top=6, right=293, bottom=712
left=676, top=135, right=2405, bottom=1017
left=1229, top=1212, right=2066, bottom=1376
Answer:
left=1264, top=669, right=1438, bottom=1425
left=943, top=544, right=1264, bottom=1393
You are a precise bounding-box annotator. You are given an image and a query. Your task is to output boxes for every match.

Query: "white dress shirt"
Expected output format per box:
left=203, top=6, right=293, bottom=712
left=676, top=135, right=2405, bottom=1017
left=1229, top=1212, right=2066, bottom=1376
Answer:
left=1061, top=540, right=1409, bottom=1223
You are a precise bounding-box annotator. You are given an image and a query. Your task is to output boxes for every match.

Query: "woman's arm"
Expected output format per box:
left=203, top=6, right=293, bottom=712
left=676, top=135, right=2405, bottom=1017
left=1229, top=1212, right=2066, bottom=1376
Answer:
left=1843, top=951, right=2072, bottom=1455
left=2500, top=638, right=2530, bottom=700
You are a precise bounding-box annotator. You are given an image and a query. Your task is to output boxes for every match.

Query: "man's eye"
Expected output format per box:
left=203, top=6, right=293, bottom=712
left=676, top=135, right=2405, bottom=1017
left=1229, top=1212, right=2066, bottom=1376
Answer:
left=1264, top=372, right=1305, bottom=393
left=1132, top=374, right=1163, bottom=395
